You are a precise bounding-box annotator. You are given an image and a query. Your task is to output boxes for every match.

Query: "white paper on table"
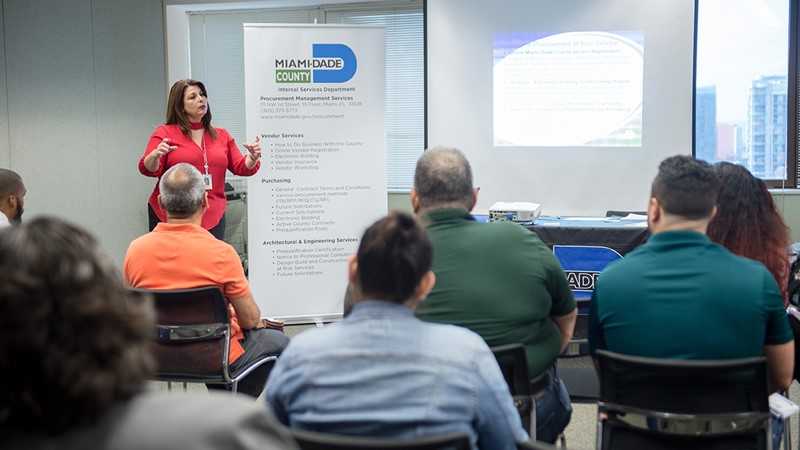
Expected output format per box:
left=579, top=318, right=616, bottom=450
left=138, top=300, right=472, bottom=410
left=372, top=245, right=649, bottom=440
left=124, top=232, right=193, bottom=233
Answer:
left=622, top=214, right=648, bottom=220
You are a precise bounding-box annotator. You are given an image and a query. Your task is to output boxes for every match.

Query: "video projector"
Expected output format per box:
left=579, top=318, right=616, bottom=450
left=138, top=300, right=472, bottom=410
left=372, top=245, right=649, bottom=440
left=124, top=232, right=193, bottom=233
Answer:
left=488, top=202, right=542, bottom=223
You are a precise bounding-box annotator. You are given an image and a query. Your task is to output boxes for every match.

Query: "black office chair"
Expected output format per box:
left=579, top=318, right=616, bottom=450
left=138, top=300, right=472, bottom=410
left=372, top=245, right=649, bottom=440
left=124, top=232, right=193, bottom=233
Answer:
left=491, top=344, right=551, bottom=439
left=517, top=440, right=559, bottom=449
left=595, top=350, right=770, bottom=450
left=134, top=286, right=276, bottom=393
left=289, top=428, right=471, bottom=450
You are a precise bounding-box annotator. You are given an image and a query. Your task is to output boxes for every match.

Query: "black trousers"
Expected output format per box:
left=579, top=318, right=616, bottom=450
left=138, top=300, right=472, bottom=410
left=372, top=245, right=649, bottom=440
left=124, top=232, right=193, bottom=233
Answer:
left=148, top=204, right=226, bottom=240
left=206, top=329, right=290, bottom=398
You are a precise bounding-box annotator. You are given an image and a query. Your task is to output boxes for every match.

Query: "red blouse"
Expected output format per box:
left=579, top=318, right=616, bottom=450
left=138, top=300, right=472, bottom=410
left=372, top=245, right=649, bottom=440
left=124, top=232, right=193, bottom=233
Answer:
left=139, top=124, right=260, bottom=229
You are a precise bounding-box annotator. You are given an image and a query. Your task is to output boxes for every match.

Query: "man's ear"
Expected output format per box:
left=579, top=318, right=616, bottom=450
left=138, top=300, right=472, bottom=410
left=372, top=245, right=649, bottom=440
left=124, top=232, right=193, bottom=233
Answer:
left=202, top=191, right=209, bottom=209
left=413, top=271, right=436, bottom=302
left=347, top=255, right=359, bottom=286
left=469, top=188, right=479, bottom=212
left=708, top=205, right=718, bottom=221
left=647, top=197, right=660, bottom=227
left=157, top=195, right=165, bottom=211
left=7, top=194, right=17, bottom=210
left=410, top=189, right=421, bottom=214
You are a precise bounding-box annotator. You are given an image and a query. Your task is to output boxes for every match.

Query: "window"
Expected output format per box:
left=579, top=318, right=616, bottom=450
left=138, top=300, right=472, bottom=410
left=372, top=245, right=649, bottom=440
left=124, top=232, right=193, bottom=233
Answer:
left=326, top=6, right=424, bottom=192
left=186, top=1, right=424, bottom=192
left=694, top=0, right=797, bottom=186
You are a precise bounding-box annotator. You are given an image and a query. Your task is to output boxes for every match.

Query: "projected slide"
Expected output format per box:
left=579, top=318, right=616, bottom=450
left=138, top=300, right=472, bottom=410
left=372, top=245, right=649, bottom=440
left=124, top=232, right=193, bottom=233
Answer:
left=493, top=31, right=644, bottom=147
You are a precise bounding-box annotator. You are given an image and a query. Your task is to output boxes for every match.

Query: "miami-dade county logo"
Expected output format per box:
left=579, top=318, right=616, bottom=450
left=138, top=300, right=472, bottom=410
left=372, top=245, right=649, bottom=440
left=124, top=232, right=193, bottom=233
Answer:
left=552, top=245, right=622, bottom=301
left=275, top=44, right=357, bottom=84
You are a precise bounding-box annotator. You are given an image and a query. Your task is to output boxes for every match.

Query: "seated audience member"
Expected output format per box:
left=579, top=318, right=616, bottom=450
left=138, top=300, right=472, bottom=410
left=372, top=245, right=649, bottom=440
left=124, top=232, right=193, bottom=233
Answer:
left=124, top=163, right=288, bottom=398
left=0, top=168, right=25, bottom=227
left=589, top=155, right=794, bottom=445
left=708, top=162, right=791, bottom=304
left=0, top=217, right=298, bottom=450
left=266, top=212, right=528, bottom=450
left=411, top=147, right=575, bottom=443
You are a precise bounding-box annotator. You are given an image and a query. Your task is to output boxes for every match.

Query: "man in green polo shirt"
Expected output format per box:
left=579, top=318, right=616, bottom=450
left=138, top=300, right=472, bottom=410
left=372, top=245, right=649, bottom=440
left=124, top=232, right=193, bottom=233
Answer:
left=589, top=156, right=794, bottom=447
left=589, top=154, right=794, bottom=386
left=412, top=147, right=576, bottom=443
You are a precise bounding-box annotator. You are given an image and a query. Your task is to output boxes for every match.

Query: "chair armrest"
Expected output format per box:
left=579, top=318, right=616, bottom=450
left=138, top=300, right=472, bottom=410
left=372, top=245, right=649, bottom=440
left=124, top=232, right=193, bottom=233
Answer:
left=599, top=401, right=770, bottom=436
left=156, top=324, right=228, bottom=343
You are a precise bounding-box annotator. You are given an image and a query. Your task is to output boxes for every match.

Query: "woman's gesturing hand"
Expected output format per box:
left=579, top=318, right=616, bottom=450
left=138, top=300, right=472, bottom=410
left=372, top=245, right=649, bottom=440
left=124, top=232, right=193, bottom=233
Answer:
left=144, top=138, right=177, bottom=172
left=244, top=136, right=262, bottom=168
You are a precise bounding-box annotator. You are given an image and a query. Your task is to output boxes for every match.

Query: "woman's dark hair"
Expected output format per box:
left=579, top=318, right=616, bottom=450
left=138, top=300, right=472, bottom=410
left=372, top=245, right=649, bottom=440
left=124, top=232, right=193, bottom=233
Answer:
left=708, top=162, right=790, bottom=302
left=356, top=211, right=433, bottom=303
left=165, top=78, right=217, bottom=139
left=0, top=217, right=155, bottom=434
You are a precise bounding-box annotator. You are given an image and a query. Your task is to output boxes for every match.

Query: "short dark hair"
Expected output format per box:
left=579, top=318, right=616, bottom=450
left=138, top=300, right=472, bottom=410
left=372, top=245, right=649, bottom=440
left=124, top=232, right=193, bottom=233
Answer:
left=413, top=147, right=473, bottom=210
left=0, top=217, right=155, bottom=434
left=0, top=168, right=23, bottom=196
left=651, top=155, right=719, bottom=219
left=356, top=211, right=433, bottom=303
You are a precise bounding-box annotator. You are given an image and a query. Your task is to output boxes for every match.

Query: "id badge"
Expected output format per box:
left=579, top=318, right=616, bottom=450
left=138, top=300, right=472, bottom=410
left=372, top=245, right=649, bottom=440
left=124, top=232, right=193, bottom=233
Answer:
left=202, top=174, right=213, bottom=190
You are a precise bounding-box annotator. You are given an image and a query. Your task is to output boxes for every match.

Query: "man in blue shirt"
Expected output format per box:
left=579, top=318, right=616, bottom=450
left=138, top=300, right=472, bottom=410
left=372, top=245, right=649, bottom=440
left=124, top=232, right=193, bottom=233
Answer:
left=266, top=212, right=528, bottom=450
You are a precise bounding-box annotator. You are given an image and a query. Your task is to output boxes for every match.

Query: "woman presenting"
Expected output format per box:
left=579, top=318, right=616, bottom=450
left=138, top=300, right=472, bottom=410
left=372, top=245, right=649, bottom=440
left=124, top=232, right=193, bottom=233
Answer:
left=139, top=79, right=261, bottom=240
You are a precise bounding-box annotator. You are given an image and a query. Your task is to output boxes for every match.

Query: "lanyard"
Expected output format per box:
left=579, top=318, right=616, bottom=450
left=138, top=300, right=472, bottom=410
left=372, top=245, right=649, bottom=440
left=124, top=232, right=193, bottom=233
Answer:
left=201, top=137, right=209, bottom=176
left=196, top=132, right=209, bottom=176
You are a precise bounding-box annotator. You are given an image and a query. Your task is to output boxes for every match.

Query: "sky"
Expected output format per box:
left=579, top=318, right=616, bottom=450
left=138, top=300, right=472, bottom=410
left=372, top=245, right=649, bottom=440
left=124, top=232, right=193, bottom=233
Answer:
left=695, top=0, right=789, bottom=123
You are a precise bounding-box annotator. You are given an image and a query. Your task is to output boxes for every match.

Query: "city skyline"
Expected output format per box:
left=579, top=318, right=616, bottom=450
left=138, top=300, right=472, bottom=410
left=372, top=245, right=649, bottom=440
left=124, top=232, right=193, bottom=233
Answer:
left=696, top=75, right=786, bottom=179
left=696, top=0, right=788, bottom=123
left=695, top=0, right=789, bottom=180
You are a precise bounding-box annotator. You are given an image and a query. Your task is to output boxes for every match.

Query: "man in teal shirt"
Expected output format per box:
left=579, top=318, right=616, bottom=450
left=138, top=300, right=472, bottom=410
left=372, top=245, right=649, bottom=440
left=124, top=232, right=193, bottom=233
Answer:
left=589, top=155, right=794, bottom=388
left=412, top=147, right=576, bottom=443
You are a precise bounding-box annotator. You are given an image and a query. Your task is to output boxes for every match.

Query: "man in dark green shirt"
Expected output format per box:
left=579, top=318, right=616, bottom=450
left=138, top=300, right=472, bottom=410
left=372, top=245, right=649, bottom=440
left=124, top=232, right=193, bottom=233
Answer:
left=412, top=147, right=576, bottom=443
left=589, top=155, right=794, bottom=391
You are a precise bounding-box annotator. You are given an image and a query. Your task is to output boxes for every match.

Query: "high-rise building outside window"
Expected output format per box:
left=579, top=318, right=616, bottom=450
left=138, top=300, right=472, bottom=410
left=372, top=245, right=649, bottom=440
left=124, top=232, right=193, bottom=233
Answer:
left=695, top=0, right=791, bottom=181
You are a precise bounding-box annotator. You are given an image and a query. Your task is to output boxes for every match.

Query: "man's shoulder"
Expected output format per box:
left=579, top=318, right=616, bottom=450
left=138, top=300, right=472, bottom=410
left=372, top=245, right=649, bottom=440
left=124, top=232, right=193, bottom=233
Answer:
left=126, top=231, right=161, bottom=255
left=458, top=220, right=545, bottom=248
left=425, top=321, right=489, bottom=350
left=0, top=392, right=297, bottom=450
left=714, top=247, right=775, bottom=285
left=127, top=228, right=237, bottom=259
left=112, top=392, right=295, bottom=449
left=286, top=318, right=488, bottom=357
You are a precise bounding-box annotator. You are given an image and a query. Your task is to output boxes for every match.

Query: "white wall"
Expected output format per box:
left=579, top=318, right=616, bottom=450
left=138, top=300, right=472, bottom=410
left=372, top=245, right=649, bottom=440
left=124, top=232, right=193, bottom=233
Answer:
left=0, top=0, right=167, bottom=265
left=167, top=5, right=193, bottom=84
left=427, top=0, right=696, bottom=216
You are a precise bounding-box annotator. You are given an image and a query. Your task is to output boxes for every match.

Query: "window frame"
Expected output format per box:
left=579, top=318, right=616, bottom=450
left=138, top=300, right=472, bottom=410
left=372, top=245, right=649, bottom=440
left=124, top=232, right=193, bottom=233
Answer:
left=692, top=0, right=799, bottom=188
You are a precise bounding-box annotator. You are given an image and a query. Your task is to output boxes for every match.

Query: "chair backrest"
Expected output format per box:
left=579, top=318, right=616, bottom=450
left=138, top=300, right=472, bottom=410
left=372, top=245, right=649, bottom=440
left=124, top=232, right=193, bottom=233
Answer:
left=134, top=287, right=232, bottom=383
left=517, top=440, right=558, bottom=450
left=491, top=344, right=536, bottom=434
left=290, top=429, right=471, bottom=450
left=596, top=350, right=769, bottom=413
left=595, top=350, right=770, bottom=450
left=491, top=344, right=531, bottom=396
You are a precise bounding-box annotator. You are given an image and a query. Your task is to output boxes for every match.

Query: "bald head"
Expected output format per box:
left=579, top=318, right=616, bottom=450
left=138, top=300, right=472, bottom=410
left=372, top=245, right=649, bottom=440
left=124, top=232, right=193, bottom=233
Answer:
left=0, top=169, right=23, bottom=197
left=158, top=163, right=205, bottom=218
left=413, top=147, right=474, bottom=211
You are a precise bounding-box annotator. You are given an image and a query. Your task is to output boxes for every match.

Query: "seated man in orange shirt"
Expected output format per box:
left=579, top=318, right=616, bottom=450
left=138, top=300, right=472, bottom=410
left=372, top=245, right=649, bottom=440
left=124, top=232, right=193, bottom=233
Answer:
left=124, top=163, right=288, bottom=398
